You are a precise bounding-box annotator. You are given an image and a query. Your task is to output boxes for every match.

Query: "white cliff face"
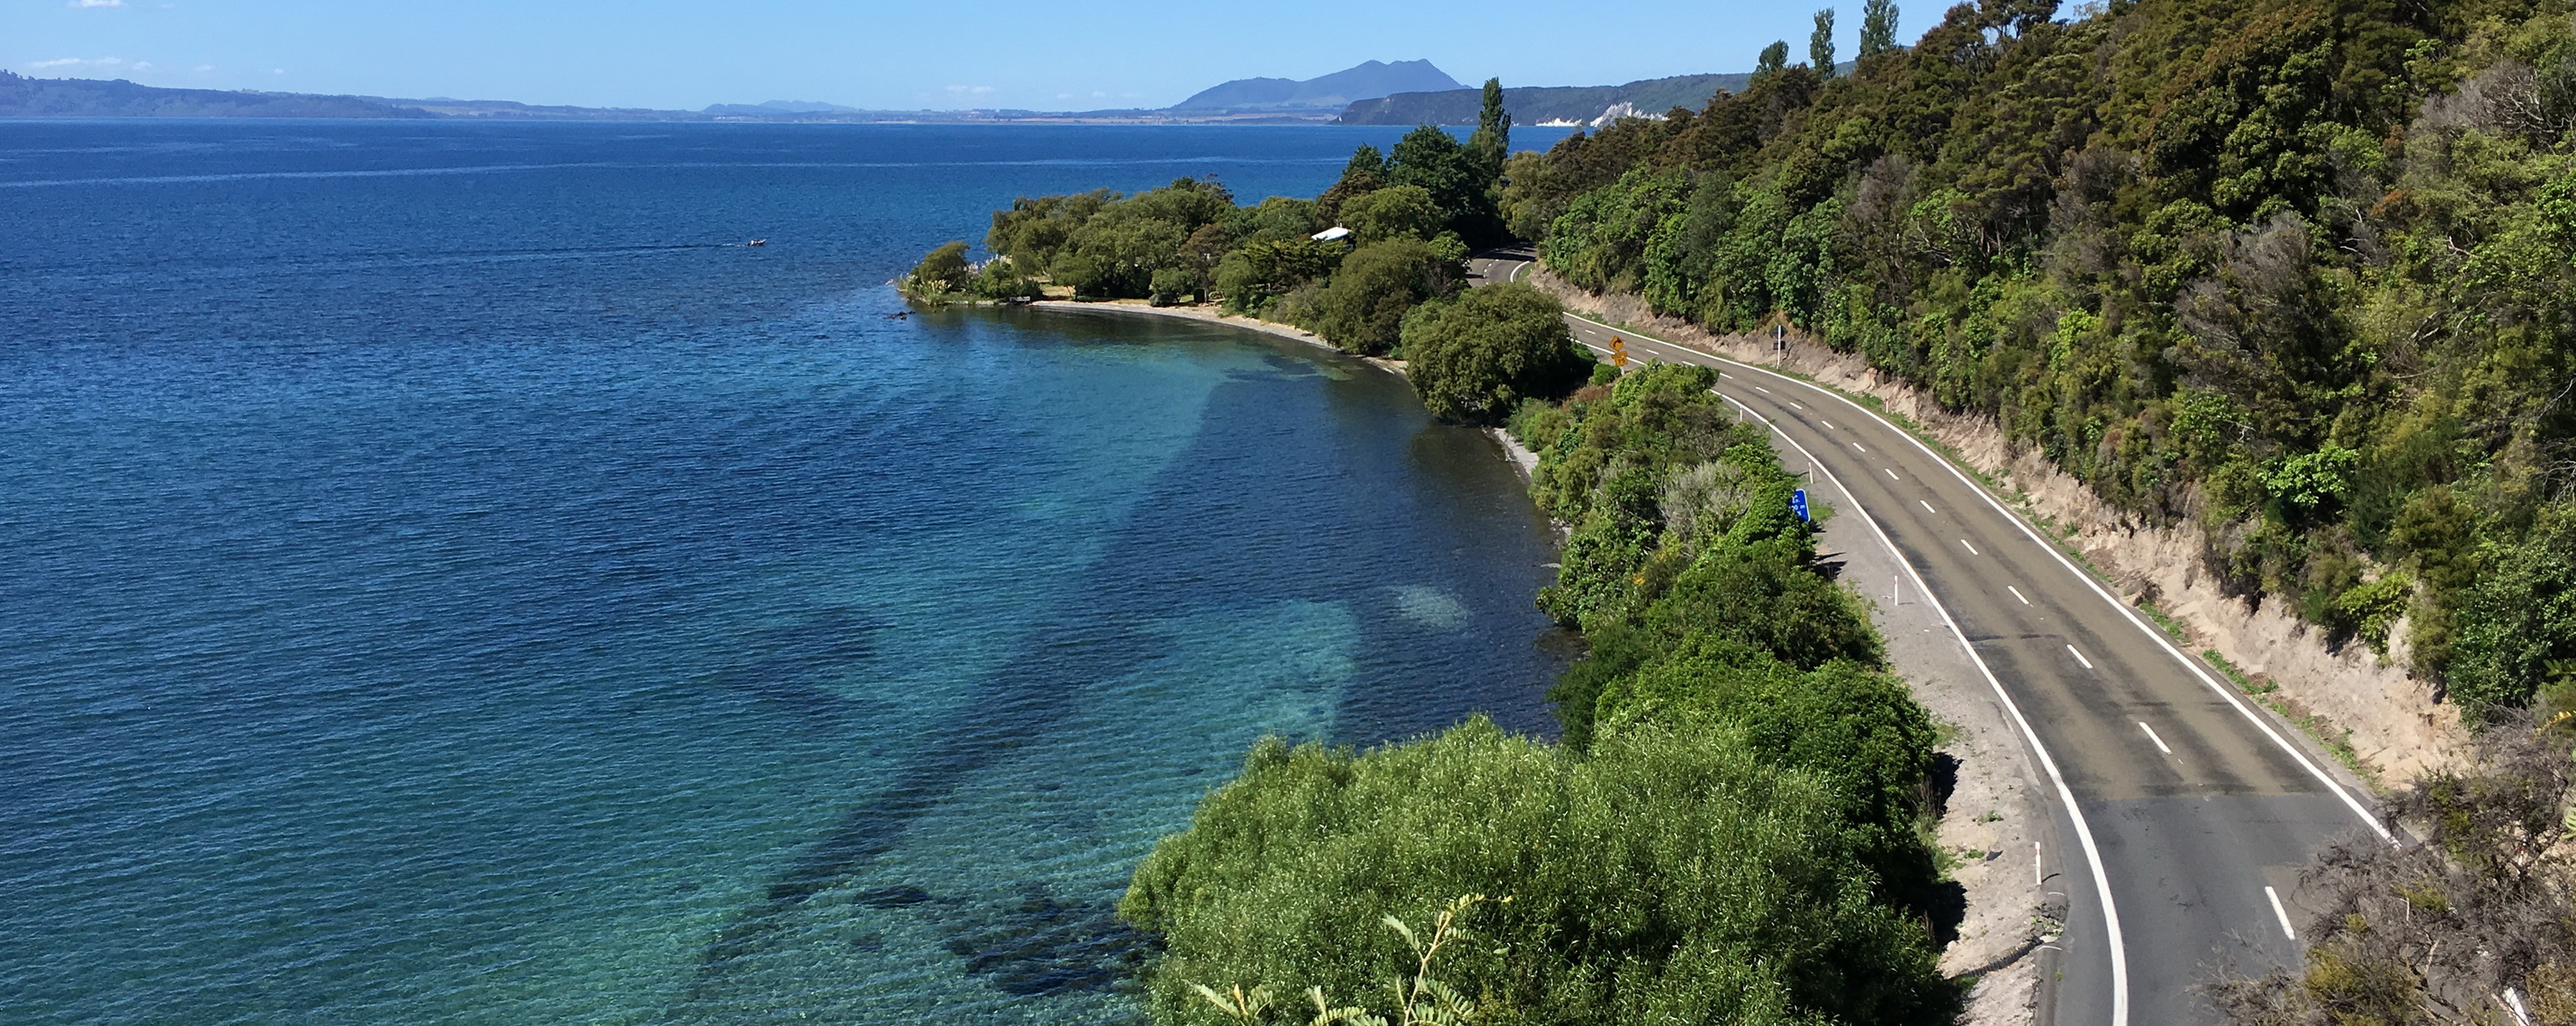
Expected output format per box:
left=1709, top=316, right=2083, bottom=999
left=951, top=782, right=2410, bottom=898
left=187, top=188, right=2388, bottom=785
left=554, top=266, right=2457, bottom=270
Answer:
left=1589, top=102, right=1667, bottom=127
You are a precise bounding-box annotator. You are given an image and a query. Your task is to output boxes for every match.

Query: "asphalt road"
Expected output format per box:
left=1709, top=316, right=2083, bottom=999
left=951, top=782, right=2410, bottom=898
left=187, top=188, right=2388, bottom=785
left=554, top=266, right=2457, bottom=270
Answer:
left=1469, top=255, right=2391, bottom=1026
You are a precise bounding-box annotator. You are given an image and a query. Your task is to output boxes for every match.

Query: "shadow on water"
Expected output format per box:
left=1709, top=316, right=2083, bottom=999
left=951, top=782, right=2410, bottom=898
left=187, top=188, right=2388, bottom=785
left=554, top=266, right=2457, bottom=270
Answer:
left=698, top=605, right=886, bottom=726
left=683, top=312, right=1563, bottom=1009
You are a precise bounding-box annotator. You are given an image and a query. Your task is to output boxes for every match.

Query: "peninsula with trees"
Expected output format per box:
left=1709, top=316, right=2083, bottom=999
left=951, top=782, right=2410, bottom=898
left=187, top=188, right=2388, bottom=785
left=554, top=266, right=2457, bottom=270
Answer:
left=909, top=0, right=2576, bottom=1020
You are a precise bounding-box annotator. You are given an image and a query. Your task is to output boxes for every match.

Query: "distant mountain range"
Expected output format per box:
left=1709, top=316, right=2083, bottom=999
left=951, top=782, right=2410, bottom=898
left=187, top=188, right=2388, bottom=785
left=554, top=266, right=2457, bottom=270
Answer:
left=1, top=60, right=1783, bottom=128
left=1171, top=59, right=1460, bottom=113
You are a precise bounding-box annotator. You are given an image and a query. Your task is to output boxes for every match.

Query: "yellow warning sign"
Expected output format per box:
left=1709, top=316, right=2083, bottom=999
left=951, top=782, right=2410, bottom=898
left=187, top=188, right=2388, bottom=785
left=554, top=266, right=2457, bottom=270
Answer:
left=1610, top=336, right=1629, bottom=366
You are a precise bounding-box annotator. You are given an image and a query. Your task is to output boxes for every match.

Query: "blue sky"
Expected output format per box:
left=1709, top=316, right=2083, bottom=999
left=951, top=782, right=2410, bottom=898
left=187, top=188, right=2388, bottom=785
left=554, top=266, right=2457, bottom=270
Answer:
left=4, top=1, right=1901, bottom=110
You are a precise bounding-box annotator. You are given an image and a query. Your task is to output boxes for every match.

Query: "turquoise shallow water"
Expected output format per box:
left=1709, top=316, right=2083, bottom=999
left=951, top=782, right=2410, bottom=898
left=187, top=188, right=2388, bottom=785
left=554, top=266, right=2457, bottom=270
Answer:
left=0, top=122, right=1571, bottom=1023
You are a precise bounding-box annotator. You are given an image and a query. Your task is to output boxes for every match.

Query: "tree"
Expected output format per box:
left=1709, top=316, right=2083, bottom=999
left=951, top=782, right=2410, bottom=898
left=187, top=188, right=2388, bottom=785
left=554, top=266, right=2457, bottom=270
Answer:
left=1309, top=237, right=1456, bottom=355
left=1391, top=124, right=1505, bottom=247
left=1317, top=144, right=1388, bottom=224
left=968, top=256, right=1042, bottom=302
left=1120, top=718, right=1957, bottom=1026
left=1858, top=0, right=1898, bottom=59
left=1215, top=238, right=1342, bottom=314
left=1466, top=77, right=1511, bottom=188
left=902, top=240, right=972, bottom=298
left=1810, top=9, right=1837, bottom=78
left=1339, top=184, right=1443, bottom=244
left=1398, top=283, right=1592, bottom=425
left=1754, top=40, right=1790, bottom=79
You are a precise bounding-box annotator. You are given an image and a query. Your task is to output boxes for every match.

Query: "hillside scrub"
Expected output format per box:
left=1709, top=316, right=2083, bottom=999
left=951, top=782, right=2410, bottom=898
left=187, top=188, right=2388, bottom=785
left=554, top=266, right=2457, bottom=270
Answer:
left=1509, top=0, right=2576, bottom=725
left=2214, top=715, right=2576, bottom=1024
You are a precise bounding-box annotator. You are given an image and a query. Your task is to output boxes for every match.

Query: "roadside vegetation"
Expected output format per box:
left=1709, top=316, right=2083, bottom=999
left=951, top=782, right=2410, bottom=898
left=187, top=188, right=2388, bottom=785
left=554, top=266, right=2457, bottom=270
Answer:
left=1497, top=0, right=2576, bottom=1019
left=1121, top=365, right=1960, bottom=1025
left=1509, top=0, right=2576, bottom=727
left=2215, top=713, right=2575, bottom=1024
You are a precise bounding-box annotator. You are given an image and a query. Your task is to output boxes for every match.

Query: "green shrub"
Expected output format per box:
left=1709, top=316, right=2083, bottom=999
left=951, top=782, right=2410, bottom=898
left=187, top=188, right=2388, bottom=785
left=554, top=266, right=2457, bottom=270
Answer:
left=1398, top=283, right=1592, bottom=425
left=1310, top=238, right=1459, bottom=355
left=1340, top=184, right=1444, bottom=244
left=901, top=240, right=972, bottom=300
left=1120, top=717, right=1955, bottom=1026
left=968, top=256, right=1043, bottom=302
left=2447, top=509, right=2576, bottom=721
left=1151, top=266, right=1200, bottom=307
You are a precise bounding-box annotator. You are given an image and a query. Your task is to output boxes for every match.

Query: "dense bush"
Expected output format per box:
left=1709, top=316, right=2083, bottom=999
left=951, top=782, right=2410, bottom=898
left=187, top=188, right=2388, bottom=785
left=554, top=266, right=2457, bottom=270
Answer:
left=1398, top=283, right=1591, bottom=424
left=899, top=241, right=972, bottom=299
left=1509, top=0, right=2576, bottom=716
left=1120, top=718, right=1953, bottom=1026
left=1305, top=238, right=1462, bottom=356
left=1339, top=184, right=1443, bottom=244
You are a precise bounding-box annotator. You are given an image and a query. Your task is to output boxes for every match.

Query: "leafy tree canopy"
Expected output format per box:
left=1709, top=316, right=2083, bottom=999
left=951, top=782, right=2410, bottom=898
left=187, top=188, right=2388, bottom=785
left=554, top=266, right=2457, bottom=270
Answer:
left=1397, top=282, right=1591, bottom=424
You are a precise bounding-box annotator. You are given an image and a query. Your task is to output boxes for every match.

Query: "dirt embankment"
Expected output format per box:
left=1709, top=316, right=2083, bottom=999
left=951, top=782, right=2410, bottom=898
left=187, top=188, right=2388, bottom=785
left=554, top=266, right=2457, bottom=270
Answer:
left=1525, top=269, right=2468, bottom=784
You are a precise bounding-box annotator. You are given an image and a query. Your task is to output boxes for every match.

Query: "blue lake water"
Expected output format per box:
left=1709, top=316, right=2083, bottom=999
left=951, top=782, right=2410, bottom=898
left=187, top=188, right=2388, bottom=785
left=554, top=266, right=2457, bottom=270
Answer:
left=0, top=122, right=1574, bottom=1024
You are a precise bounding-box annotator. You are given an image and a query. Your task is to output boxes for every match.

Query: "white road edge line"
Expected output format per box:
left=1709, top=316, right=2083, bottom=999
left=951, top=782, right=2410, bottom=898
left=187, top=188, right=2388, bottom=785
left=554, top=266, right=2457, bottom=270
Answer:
left=2009, top=585, right=2031, bottom=605
left=2139, top=721, right=2172, bottom=755
left=2069, top=645, right=2095, bottom=670
left=2266, top=886, right=2297, bottom=940
left=1709, top=388, right=2132, bottom=1026
left=1565, top=309, right=2394, bottom=847
left=1961, top=538, right=1979, bottom=556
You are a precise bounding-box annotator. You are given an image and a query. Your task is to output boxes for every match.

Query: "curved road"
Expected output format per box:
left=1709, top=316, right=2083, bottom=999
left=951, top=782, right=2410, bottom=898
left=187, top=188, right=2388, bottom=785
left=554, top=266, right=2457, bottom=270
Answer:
left=1470, top=255, right=2390, bottom=1025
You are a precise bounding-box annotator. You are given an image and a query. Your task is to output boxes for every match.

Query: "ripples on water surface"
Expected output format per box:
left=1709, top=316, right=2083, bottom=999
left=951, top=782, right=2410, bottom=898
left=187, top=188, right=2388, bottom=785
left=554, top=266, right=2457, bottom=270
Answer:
left=0, top=122, right=1576, bottom=1023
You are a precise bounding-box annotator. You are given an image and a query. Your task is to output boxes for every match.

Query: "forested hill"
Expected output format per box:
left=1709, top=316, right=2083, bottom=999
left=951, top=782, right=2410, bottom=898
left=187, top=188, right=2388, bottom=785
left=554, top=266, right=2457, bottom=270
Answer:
left=1173, top=59, right=1462, bottom=113
left=1339, top=72, right=1758, bottom=126
left=1512, top=0, right=2576, bottom=725
left=0, top=72, right=430, bottom=118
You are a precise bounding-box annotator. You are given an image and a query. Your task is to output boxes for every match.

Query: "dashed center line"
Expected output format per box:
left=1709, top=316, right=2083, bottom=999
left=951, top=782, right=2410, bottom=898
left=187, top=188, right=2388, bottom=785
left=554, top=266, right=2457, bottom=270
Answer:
left=2067, top=645, right=2095, bottom=670
left=1852, top=442, right=1866, bottom=453
left=2007, top=585, right=2031, bottom=605
left=1885, top=468, right=1900, bottom=481
left=1791, top=402, right=1805, bottom=410
left=1820, top=419, right=1834, bottom=429
left=1960, top=538, right=1979, bottom=556
left=1754, top=386, right=1771, bottom=394
left=2138, top=721, right=2173, bottom=755
left=2266, top=886, right=2297, bottom=940
left=1920, top=500, right=1938, bottom=514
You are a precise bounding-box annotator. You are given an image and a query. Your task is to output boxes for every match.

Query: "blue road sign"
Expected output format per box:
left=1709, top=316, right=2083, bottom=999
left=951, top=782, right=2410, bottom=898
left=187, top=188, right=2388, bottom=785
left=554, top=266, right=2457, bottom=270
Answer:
left=1790, top=488, right=1810, bottom=522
